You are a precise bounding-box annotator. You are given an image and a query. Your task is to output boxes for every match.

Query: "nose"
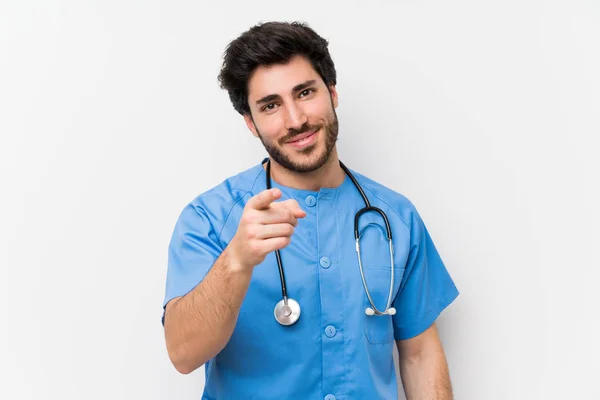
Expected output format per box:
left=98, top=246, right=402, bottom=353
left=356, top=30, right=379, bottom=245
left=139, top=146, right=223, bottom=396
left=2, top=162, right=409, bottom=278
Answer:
left=283, top=102, right=308, bottom=132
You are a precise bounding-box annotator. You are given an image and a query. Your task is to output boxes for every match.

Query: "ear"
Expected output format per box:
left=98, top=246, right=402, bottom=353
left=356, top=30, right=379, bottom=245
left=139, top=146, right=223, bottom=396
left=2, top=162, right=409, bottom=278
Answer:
left=243, top=113, right=259, bottom=138
left=329, top=84, right=339, bottom=109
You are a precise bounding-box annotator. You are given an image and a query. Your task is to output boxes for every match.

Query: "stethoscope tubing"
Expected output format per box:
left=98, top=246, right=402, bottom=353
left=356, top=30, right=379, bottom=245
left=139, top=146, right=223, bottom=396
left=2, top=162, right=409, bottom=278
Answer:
left=265, top=158, right=396, bottom=324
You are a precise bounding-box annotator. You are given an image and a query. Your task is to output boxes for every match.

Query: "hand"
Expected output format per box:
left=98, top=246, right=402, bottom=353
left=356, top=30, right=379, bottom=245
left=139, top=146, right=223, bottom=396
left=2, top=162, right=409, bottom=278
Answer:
left=229, top=188, right=306, bottom=271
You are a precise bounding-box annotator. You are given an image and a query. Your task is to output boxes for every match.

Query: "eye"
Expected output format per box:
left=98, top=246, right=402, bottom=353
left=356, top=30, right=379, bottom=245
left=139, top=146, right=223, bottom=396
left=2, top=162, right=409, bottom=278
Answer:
left=262, top=103, right=278, bottom=112
left=299, top=88, right=315, bottom=98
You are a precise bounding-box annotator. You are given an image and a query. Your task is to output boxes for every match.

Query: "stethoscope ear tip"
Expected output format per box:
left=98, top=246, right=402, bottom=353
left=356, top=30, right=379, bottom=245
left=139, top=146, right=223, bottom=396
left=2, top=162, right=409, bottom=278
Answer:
left=365, top=307, right=396, bottom=316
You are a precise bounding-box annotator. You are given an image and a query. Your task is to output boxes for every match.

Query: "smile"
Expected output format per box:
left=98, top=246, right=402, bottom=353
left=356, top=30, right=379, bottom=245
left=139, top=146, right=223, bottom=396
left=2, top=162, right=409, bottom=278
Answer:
left=286, top=129, right=318, bottom=149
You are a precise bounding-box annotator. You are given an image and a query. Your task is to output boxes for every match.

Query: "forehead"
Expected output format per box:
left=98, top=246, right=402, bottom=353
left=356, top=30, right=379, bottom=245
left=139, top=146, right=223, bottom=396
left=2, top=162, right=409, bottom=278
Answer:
left=247, top=55, right=324, bottom=101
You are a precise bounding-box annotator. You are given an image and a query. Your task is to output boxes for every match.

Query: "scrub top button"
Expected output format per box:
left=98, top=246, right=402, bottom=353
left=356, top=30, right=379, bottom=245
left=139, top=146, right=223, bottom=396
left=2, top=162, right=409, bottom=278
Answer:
left=325, top=325, right=337, bottom=338
left=305, top=195, right=317, bottom=207
left=325, top=395, right=336, bottom=400
left=319, top=256, right=331, bottom=268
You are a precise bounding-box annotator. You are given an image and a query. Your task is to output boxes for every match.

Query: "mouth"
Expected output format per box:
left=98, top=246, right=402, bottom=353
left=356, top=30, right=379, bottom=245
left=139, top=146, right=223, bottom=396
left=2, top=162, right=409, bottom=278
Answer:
left=285, top=129, right=319, bottom=149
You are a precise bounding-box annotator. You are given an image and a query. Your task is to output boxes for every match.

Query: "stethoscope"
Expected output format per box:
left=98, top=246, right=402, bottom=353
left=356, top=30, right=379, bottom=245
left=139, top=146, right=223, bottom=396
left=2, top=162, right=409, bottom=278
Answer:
left=266, top=159, right=397, bottom=326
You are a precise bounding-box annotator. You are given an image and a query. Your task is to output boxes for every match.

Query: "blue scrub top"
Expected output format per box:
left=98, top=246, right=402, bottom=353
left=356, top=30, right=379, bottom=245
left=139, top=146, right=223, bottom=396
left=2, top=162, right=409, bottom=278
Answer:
left=163, top=159, right=459, bottom=400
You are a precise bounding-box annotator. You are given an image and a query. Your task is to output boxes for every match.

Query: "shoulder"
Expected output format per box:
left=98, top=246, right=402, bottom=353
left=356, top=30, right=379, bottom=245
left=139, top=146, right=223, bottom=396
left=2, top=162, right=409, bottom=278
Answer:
left=193, top=162, right=263, bottom=206
left=180, top=162, right=264, bottom=229
left=346, top=167, right=421, bottom=230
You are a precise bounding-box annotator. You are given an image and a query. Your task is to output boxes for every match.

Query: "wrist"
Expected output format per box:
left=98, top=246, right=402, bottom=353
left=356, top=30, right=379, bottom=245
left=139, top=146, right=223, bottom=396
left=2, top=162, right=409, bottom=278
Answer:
left=223, top=245, right=254, bottom=275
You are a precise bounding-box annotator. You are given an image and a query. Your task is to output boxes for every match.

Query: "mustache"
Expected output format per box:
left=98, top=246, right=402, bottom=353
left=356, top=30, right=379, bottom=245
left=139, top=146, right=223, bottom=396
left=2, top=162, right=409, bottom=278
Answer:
left=283, top=123, right=322, bottom=142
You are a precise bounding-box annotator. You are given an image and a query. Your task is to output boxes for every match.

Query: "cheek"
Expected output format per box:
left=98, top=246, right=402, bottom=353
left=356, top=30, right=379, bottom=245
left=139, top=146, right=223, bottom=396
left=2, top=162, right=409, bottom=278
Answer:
left=255, top=116, right=285, bottom=140
left=308, top=98, right=334, bottom=121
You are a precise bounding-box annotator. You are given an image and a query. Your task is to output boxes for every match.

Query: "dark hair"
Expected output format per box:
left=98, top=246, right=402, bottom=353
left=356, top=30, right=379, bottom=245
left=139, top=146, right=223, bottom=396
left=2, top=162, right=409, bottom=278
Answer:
left=217, top=21, right=337, bottom=115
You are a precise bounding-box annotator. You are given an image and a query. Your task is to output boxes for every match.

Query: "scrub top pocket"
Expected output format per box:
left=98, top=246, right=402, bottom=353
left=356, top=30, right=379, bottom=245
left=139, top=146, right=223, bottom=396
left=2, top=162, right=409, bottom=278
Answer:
left=362, top=265, right=405, bottom=344
left=355, top=221, right=404, bottom=344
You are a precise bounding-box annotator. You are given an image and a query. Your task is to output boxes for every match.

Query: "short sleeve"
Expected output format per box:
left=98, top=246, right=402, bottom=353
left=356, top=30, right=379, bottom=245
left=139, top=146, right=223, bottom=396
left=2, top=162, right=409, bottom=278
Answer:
left=162, top=202, right=224, bottom=325
left=392, top=208, right=459, bottom=340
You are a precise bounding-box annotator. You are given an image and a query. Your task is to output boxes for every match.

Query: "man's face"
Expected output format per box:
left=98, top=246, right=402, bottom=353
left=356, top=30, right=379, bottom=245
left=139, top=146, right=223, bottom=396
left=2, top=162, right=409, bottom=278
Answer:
left=244, top=55, right=339, bottom=173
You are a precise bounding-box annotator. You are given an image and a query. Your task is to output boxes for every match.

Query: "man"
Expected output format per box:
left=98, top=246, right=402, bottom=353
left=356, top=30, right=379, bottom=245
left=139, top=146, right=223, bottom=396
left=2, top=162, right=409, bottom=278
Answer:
left=162, top=21, right=459, bottom=399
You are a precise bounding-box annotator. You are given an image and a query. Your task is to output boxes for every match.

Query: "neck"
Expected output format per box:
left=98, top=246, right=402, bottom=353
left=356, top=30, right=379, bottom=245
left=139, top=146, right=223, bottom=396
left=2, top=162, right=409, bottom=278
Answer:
left=264, top=149, right=345, bottom=191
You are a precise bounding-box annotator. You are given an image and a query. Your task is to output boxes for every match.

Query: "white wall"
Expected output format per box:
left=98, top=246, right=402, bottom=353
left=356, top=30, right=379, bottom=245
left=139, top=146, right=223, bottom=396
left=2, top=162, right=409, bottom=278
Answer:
left=1, top=1, right=598, bottom=399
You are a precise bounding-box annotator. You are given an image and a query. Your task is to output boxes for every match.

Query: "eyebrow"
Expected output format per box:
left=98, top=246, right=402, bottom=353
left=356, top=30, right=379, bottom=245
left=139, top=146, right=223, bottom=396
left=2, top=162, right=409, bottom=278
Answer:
left=255, top=79, right=317, bottom=106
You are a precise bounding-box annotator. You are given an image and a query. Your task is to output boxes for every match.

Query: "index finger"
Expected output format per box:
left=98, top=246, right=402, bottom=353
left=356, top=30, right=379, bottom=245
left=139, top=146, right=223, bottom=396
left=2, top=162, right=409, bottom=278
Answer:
left=275, top=199, right=307, bottom=218
left=247, top=188, right=282, bottom=210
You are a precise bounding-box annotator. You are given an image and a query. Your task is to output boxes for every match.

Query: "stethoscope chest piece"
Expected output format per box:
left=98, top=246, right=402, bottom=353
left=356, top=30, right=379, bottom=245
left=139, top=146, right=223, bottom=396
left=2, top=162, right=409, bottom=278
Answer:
left=274, top=298, right=301, bottom=326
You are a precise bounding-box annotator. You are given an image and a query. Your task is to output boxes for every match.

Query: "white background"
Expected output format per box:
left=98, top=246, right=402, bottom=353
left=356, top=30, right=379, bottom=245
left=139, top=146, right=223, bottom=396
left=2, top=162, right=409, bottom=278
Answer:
left=1, top=1, right=598, bottom=399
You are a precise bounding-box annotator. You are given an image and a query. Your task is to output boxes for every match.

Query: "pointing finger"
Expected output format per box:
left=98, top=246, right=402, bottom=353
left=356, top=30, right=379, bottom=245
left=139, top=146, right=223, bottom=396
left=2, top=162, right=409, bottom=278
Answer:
left=279, top=199, right=306, bottom=218
left=248, top=188, right=281, bottom=210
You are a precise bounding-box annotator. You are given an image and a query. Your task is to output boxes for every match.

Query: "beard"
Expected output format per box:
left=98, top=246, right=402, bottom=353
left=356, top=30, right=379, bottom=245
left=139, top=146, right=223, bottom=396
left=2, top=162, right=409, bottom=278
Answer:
left=255, top=104, right=339, bottom=173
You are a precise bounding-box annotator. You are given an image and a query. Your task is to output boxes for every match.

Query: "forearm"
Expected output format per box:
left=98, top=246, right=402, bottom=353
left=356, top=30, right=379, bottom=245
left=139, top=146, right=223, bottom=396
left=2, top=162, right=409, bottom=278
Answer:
left=164, top=246, right=253, bottom=374
left=399, top=348, right=453, bottom=400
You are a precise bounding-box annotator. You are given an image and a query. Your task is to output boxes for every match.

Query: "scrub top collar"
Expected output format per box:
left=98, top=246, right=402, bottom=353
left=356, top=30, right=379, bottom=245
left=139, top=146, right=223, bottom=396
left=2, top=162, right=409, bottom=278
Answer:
left=257, top=157, right=354, bottom=204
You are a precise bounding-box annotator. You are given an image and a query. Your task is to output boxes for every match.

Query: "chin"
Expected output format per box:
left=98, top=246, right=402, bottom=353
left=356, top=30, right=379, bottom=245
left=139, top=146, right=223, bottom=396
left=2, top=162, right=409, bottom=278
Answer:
left=289, top=148, right=330, bottom=172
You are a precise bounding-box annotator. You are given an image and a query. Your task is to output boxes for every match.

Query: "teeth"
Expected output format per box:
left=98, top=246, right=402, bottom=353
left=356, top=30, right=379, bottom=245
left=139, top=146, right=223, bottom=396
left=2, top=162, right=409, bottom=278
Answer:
left=293, top=132, right=314, bottom=145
